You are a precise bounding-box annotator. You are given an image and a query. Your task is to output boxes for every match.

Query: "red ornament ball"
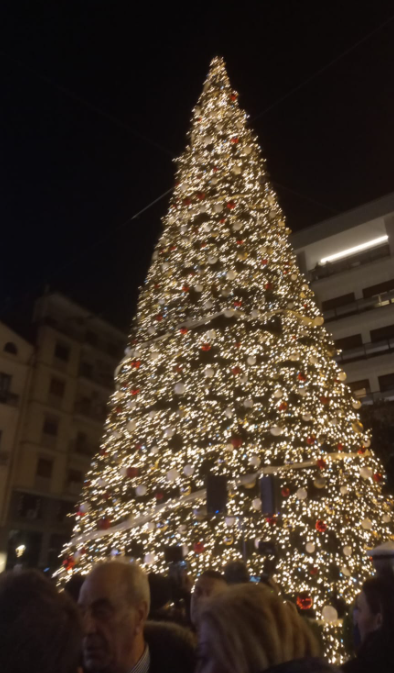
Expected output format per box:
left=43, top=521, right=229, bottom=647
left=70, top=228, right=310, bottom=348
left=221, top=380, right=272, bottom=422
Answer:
left=131, top=389, right=140, bottom=396
left=261, top=259, right=268, bottom=266
left=182, top=285, right=190, bottom=292
left=197, top=192, right=205, bottom=201
left=155, top=314, right=163, bottom=322
left=234, top=301, right=242, bottom=308
left=230, top=137, right=239, bottom=144
left=297, top=593, right=313, bottom=610
left=230, top=93, right=237, bottom=101
left=316, top=520, right=327, bottom=533
left=317, top=459, right=327, bottom=470
left=232, top=366, right=241, bottom=375
left=131, top=360, right=141, bottom=369
left=231, top=436, right=243, bottom=449
left=309, top=567, right=319, bottom=576
left=180, top=327, right=188, bottom=334
left=306, top=436, right=316, bottom=445
left=236, top=240, right=244, bottom=245
left=126, top=467, right=139, bottom=478
left=279, top=402, right=288, bottom=411
left=358, top=446, right=366, bottom=455
left=265, top=282, right=272, bottom=290
left=320, top=396, right=329, bottom=404
left=182, top=198, right=191, bottom=206
left=155, top=491, right=164, bottom=501
left=281, top=487, right=290, bottom=498
left=298, top=373, right=307, bottom=382
left=219, top=218, right=226, bottom=224
left=98, top=517, right=111, bottom=530
left=266, top=516, right=277, bottom=526
left=63, top=556, right=75, bottom=570
left=373, top=472, right=383, bottom=483
left=227, top=200, right=236, bottom=209
left=337, top=443, right=344, bottom=452
left=201, top=343, right=211, bottom=351
left=193, top=541, right=204, bottom=554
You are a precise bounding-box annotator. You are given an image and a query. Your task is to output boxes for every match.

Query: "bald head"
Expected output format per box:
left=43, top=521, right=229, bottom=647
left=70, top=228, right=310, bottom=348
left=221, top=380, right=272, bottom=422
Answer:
left=83, top=562, right=150, bottom=612
left=79, top=562, right=150, bottom=673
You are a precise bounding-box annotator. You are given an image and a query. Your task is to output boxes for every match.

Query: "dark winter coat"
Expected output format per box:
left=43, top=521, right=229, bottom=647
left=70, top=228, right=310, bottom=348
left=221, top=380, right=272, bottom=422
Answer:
left=341, top=629, right=394, bottom=673
left=144, top=620, right=196, bottom=673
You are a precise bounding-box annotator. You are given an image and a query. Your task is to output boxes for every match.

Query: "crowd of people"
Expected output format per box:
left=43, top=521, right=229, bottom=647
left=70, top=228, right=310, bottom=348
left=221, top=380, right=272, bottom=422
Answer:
left=0, top=558, right=394, bottom=673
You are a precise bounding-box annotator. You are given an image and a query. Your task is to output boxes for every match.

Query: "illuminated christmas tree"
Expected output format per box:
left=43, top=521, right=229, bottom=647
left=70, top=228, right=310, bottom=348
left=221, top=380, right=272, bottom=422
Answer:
left=58, top=57, right=394, bottom=661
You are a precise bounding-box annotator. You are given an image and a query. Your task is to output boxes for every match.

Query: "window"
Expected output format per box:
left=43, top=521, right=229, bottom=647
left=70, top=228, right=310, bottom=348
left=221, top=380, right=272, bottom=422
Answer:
left=49, top=378, right=65, bottom=398
left=334, top=334, right=363, bottom=351
left=378, top=373, right=394, bottom=392
left=371, top=324, right=394, bottom=342
left=0, top=373, right=12, bottom=392
left=17, top=493, right=42, bottom=520
left=349, top=379, right=371, bottom=398
left=322, top=293, right=355, bottom=312
left=85, top=330, right=98, bottom=346
left=36, top=457, right=53, bottom=479
left=107, top=342, right=119, bottom=358
left=80, top=361, right=93, bottom=379
left=363, top=279, right=394, bottom=299
left=67, top=469, right=83, bottom=484
left=54, top=342, right=70, bottom=362
left=42, top=416, right=58, bottom=436
left=4, top=342, right=18, bottom=355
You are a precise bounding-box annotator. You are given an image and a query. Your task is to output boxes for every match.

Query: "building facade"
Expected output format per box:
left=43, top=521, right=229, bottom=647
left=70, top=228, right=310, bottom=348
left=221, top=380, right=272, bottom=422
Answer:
left=291, top=192, right=394, bottom=402
left=0, top=324, right=33, bottom=571
left=0, top=293, right=126, bottom=571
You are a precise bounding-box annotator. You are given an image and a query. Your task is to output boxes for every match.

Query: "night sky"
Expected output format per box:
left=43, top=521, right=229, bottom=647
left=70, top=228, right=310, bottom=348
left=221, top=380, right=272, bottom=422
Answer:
left=2, top=1, right=394, bottom=331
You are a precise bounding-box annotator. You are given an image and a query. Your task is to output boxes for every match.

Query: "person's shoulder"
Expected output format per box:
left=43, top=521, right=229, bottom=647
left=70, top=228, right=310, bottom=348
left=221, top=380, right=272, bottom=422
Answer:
left=145, top=621, right=196, bottom=673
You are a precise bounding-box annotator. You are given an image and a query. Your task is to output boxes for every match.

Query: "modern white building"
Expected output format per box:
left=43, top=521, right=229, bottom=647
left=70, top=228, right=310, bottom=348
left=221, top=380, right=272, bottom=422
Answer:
left=291, top=192, right=394, bottom=402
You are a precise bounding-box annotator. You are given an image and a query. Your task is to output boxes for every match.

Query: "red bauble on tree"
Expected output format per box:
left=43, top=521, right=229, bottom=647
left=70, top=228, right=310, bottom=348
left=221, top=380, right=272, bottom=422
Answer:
left=63, top=556, right=75, bottom=571
left=126, top=467, right=139, bottom=478
left=231, top=436, right=243, bottom=449
left=201, top=343, right=211, bottom=351
left=297, top=593, right=313, bottom=610
left=316, top=520, right=327, bottom=533
left=373, top=472, right=383, bottom=483
left=98, top=517, right=111, bottom=531
left=317, top=459, right=327, bottom=470
left=306, top=436, right=316, bottom=445
left=155, top=314, right=163, bottom=322
left=232, top=366, right=241, bottom=375
left=281, top=487, right=290, bottom=498
left=193, top=541, right=204, bottom=554
left=227, top=200, right=236, bottom=209
left=179, top=327, right=188, bottom=334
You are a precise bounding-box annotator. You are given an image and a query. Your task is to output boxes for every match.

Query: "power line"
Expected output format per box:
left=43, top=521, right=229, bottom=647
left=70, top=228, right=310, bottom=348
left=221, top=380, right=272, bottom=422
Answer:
left=1, top=50, right=173, bottom=158
left=252, top=12, right=394, bottom=122
left=0, top=187, right=173, bottom=321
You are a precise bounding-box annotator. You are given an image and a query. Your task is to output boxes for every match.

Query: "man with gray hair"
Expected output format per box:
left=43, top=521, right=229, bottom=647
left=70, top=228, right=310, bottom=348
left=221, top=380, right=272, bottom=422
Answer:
left=79, top=561, right=195, bottom=673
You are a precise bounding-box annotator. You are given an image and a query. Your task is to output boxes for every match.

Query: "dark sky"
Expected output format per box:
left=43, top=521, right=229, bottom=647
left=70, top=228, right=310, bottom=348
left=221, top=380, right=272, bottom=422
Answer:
left=1, top=1, right=394, bottom=331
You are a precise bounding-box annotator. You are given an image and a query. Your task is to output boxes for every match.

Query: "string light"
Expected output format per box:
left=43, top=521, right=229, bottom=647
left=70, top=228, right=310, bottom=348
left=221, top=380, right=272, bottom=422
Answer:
left=56, top=57, right=394, bottom=664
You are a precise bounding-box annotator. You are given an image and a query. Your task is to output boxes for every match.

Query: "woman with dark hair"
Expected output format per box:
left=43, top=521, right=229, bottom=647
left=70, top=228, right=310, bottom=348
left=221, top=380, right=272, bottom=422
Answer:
left=342, top=575, right=394, bottom=673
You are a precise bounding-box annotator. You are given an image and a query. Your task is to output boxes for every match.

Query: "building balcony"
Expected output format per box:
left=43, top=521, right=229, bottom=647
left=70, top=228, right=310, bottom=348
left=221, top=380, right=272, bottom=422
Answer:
left=323, top=289, right=394, bottom=323
left=309, top=243, right=390, bottom=281
left=74, top=401, right=106, bottom=424
left=0, top=390, right=19, bottom=407
left=78, top=365, right=113, bottom=390
left=69, top=438, right=98, bottom=457
left=336, top=338, right=394, bottom=364
left=360, top=387, right=394, bottom=405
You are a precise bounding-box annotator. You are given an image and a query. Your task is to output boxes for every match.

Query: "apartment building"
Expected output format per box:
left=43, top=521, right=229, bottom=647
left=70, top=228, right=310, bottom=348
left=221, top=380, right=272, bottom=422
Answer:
left=291, top=192, right=394, bottom=402
left=0, top=292, right=126, bottom=571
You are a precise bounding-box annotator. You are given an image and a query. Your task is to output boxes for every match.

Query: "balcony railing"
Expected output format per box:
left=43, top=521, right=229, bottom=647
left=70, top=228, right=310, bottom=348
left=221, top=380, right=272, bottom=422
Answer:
left=323, top=289, right=394, bottom=323
left=79, top=366, right=113, bottom=390
left=74, top=401, right=106, bottom=423
left=69, top=439, right=98, bottom=457
left=336, top=337, right=394, bottom=364
left=0, top=390, right=19, bottom=407
left=360, top=388, right=394, bottom=404
left=309, top=243, right=390, bottom=281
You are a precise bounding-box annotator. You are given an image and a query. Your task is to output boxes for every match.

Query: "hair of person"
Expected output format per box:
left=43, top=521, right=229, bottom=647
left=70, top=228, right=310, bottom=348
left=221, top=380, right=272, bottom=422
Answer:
left=199, top=569, right=226, bottom=582
left=200, top=584, right=321, bottom=673
left=0, top=569, right=82, bottom=673
left=362, top=575, right=394, bottom=633
left=224, top=559, right=250, bottom=584
left=91, top=560, right=150, bottom=612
